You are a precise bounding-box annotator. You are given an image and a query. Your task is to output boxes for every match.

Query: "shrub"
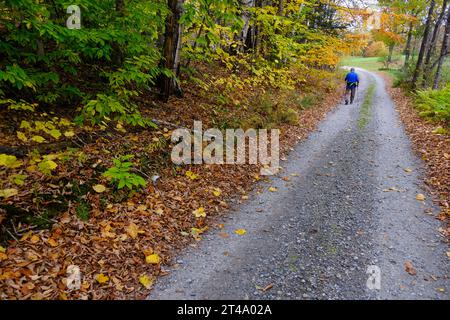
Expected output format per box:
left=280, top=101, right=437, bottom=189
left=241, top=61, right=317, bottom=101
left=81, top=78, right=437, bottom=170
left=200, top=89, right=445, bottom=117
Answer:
left=415, top=84, right=450, bottom=126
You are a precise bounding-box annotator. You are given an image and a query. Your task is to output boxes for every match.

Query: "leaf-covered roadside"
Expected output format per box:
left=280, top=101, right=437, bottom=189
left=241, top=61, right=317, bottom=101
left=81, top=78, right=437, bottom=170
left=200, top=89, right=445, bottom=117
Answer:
left=383, top=75, right=450, bottom=229
left=0, top=76, right=342, bottom=300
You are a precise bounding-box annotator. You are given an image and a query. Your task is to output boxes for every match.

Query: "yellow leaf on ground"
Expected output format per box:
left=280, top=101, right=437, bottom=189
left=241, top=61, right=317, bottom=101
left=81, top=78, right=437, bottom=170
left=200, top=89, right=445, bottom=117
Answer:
left=212, top=189, right=222, bottom=197
left=416, top=194, right=425, bottom=201
left=235, top=229, right=247, bottom=235
left=92, top=184, right=106, bottom=193
left=30, top=235, right=40, bottom=244
left=126, top=222, right=141, bottom=239
left=145, top=253, right=160, bottom=265
left=193, top=207, right=206, bottom=218
left=404, top=168, right=412, bottom=173
left=0, top=246, right=5, bottom=253
left=268, top=187, right=278, bottom=192
left=185, top=170, right=199, bottom=180
left=0, top=252, right=7, bottom=261
left=446, top=252, right=450, bottom=259
left=137, top=204, right=147, bottom=211
left=95, top=273, right=109, bottom=284
left=139, top=275, right=154, bottom=289
left=47, top=238, right=58, bottom=247
left=0, top=188, right=18, bottom=199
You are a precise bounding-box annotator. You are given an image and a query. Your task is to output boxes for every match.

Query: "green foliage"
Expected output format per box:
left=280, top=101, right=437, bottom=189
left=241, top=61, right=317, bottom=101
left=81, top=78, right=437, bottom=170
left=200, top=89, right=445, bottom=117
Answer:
left=75, top=201, right=91, bottom=221
left=103, top=155, right=147, bottom=190
left=1, top=0, right=167, bottom=126
left=415, top=85, right=450, bottom=125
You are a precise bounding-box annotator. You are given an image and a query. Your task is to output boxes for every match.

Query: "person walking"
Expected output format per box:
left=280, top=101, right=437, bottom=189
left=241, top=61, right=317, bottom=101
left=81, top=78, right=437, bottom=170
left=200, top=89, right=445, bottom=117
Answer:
left=344, top=68, right=360, bottom=105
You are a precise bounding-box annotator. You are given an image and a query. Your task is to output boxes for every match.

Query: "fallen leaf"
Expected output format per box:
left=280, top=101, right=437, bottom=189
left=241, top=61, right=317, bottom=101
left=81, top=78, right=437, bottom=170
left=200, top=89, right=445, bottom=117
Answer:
left=95, top=273, right=109, bottom=284
left=145, top=253, right=160, bottom=265
left=404, top=168, right=412, bottom=173
left=416, top=194, right=425, bottom=201
left=126, top=222, right=143, bottom=239
left=212, top=189, right=222, bottom=197
left=185, top=170, right=199, bottom=180
left=262, top=283, right=273, bottom=292
left=268, top=187, right=277, bottom=192
left=235, top=229, right=246, bottom=235
left=92, top=184, right=106, bottom=193
left=193, top=207, right=206, bottom=218
left=47, top=238, right=58, bottom=247
left=139, top=274, right=154, bottom=289
left=0, top=252, right=7, bottom=261
left=30, top=235, right=40, bottom=244
left=404, top=261, right=417, bottom=276
left=218, top=232, right=229, bottom=238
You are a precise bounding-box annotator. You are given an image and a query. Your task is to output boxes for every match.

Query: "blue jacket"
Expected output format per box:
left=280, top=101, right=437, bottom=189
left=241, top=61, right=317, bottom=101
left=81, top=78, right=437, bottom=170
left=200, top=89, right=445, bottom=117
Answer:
left=345, top=71, right=359, bottom=85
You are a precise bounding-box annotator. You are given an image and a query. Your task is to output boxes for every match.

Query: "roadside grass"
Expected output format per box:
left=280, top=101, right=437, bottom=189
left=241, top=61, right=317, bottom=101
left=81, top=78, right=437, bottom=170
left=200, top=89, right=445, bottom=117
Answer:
left=340, top=56, right=403, bottom=82
left=358, top=83, right=376, bottom=129
left=340, top=56, right=382, bottom=72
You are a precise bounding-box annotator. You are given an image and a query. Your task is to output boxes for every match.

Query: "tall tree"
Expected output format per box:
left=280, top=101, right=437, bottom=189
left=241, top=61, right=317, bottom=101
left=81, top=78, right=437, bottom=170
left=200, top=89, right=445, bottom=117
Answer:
left=433, top=5, right=450, bottom=89
left=412, top=0, right=436, bottom=88
left=423, top=0, right=449, bottom=87
left=159, top=0, right=184, bottom=101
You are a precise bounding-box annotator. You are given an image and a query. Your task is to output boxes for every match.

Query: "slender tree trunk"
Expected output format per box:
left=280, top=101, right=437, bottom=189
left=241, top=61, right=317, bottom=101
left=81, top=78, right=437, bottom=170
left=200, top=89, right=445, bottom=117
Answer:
left=423, top=0, right=448, bottom=87
left=159, top=0, right=183, bottom=101
left=278, top=0, right=284, bottom=16
left=116, top=0, right=125, bottom=12
left=404, top=21, right=414, bottom=69
left=387, top=43, right=395, bottom=67
left=240, top=0, right=254, bottom=52
left=433, top=7, right=450, bottom=89
left=412, top=0, right=436, bottom=88
left=254, top=0, right=263, bottom=56
left=112, top=0, right=125, bottom=66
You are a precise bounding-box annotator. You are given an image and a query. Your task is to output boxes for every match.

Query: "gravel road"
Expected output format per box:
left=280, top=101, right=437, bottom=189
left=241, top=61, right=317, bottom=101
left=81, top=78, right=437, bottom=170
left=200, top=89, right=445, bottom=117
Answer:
left=148, top=69, right=449, bottom=300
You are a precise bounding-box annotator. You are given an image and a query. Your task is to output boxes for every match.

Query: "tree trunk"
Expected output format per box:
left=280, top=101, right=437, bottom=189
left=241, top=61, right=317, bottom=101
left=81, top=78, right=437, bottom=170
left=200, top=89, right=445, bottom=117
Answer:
left=240, top=0, right=254, bottom=52
left=423, top=0, right=448, bottom=87
left=387, top=43, right=395, bottom=67
left=412, top=0, right=436, bottom=88
left=112, top=0, right=126, bottom=66
left=403, top=21, right=414, bottom=69
left=116, top=0, right=125, bottom=12
left=159, top=0, right=183, bottom=102
left=433, top=7, right=450, bottom=89
left=278, top=0, right=284, bottom=16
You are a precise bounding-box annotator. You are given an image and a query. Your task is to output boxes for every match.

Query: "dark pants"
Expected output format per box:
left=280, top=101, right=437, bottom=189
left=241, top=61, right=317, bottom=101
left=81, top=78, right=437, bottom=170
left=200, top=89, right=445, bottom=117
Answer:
left=345, top=85, right=357, bottom=104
